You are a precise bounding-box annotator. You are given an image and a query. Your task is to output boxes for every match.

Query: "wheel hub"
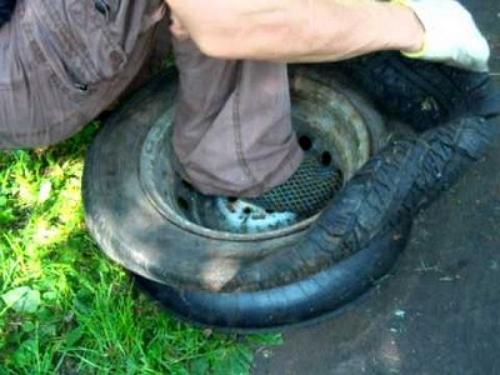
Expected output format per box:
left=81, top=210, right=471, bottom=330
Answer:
left=139, top=73, right=383, bottom=235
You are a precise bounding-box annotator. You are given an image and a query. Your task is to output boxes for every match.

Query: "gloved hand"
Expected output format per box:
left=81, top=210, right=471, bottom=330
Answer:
left=394, top=0, right=490, bottom=72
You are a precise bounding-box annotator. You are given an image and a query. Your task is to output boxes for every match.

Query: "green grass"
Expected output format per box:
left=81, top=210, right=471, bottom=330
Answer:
left=0, top=124, right=281, bottom=374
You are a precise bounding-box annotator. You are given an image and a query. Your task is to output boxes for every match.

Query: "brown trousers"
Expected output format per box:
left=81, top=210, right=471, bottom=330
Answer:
left=0, top=0, right=300, bottom=196
left=173, top=39, right=303, bottom=197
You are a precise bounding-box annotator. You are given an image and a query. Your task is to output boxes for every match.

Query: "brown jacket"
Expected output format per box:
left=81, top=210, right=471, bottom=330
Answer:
left=0, top=0, right=165, bottom=148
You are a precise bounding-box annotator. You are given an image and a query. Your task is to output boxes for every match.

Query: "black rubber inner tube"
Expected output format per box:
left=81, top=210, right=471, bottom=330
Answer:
left=135, top=219, right=411, bottom=331
left=133, top=116, right=497, bottom=331
left=334, top=52, right=500, bottom=130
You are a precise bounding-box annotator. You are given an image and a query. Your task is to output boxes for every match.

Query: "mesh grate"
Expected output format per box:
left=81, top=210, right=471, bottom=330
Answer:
left=246, top=154, right=343, bottom=218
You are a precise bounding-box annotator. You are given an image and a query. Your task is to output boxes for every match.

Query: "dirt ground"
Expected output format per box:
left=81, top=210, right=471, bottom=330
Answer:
left=254, top=1, right=500, bottom=374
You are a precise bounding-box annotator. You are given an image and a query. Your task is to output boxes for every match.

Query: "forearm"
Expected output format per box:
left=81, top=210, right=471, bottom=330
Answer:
left=278, top=0, right=425, bottom=63
left=167, top=0, right=424, bottom=62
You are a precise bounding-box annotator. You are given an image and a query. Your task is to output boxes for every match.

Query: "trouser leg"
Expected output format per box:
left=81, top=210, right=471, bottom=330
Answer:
left=173, top=39, right=303, bottom=197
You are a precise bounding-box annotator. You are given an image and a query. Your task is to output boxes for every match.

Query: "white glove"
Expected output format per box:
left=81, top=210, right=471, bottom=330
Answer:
left=394, top=0, right=490, bottom=72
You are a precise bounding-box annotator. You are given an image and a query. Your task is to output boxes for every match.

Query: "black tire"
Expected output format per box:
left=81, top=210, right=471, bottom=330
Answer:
left=221, top=116, right=497, bottom=292
left=83, top=67, right=391, bottom=294
left=401, top=116, right=498, bottom=215
left=334, top=52, right=500, bottom=131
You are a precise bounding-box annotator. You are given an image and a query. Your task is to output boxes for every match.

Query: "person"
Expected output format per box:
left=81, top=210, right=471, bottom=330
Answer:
left=0, top=0, right=492, bottom=215
left=168, top=0, right=492, bottom=214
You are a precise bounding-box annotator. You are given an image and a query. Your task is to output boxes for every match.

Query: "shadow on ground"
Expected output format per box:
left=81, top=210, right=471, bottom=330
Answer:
left=254, top=1, right=500, bottom=373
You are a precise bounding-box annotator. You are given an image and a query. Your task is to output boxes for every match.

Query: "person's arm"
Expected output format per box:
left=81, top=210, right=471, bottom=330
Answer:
left=166, top=0, right=424, bottom=62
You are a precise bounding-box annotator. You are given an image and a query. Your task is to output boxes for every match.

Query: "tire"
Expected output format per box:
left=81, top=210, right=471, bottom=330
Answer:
left=333, top=52, right=500, bottom=131
left=401, top=116, right=498, bottom=215
left=219, top=116, right=497, bottom=292
left=83, top=67, right=390, bottom=294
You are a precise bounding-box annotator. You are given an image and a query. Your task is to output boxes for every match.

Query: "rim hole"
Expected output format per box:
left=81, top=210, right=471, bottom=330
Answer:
left=321, top=152, right=333, bottom=167
left=265, top=209, right=275, bottom=214
left=177, top=197, right=189, bottom=211
left=228, top=197, right=238, bottom=203
left=243, top=207, right=253, bottom=215
left=298, top=135, right=313, bottom=151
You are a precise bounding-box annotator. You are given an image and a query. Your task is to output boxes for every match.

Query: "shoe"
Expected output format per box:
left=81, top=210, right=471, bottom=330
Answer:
left=242, top=154, right=343, bottom=217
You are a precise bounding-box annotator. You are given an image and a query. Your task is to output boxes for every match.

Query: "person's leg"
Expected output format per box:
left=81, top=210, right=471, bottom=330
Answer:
left=0, top=0, right=166, bottom=149
left=172, top=39, right=304, bottom=197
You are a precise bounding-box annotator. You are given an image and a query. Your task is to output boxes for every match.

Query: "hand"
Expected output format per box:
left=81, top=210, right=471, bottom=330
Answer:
left=396, top=0, right=490, bottom=72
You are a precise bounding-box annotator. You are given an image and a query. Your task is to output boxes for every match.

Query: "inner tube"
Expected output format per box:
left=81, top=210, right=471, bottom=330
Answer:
left=135, top=219, right=411, bottom=331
